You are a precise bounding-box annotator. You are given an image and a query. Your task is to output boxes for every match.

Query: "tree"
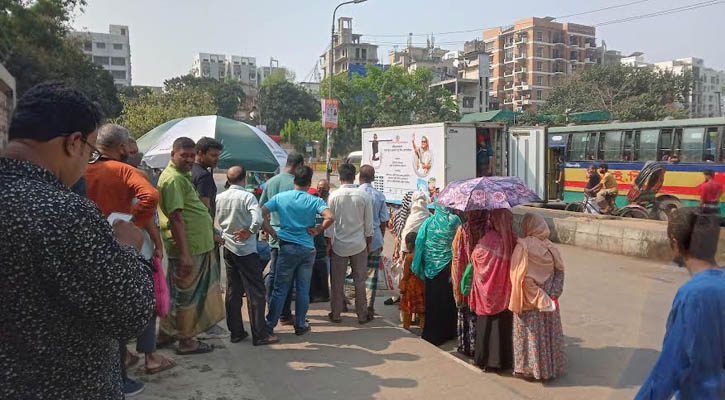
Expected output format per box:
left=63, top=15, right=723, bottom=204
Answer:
left=257, top=79, right=319, bottom=134
left=117, top=88, right=216, bottom=138
left=163, top=74, right=246, bottom=118
left=319, top=65, right=460, bottom=156
left=541, top=64, right=690, bottom=121
left=0, top=0, right=122, bottom=118
left=280, top=118, right=326, bottom=155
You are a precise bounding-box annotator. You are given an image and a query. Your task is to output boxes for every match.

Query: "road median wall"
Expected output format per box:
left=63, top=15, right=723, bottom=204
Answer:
left=512, top=206, right=725, bottom=264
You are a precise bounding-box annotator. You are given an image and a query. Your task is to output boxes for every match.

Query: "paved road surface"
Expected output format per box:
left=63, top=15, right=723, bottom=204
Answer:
left=135, top=222, right=687, bottom=399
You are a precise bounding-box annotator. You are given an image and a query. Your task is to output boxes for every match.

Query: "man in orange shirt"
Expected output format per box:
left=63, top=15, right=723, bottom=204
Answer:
left=84, top=124, right=175, bottom=383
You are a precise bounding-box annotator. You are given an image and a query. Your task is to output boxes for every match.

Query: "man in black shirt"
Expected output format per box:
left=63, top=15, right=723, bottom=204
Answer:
left=192, top=137, right=223, bottom=219
left=584, top=164, right=601, bottom=196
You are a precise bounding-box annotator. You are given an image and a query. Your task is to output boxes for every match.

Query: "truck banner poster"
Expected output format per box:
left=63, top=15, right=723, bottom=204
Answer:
left=361, top=125, right=445, bottom=204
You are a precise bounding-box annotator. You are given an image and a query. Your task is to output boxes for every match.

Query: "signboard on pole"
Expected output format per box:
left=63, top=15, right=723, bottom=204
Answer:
left=321, top=99, right=339, bottom=129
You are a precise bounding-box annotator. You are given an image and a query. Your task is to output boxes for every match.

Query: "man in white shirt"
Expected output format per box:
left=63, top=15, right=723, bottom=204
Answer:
left=216, top=166, right=279, bottom=346
left=358, top=165, right=390, bottom=316
left=326, top=163, right=374, bottom=324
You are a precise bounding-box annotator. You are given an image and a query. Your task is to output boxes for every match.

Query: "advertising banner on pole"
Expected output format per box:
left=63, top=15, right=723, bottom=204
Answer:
left=321, top=99, right=339, bottom=129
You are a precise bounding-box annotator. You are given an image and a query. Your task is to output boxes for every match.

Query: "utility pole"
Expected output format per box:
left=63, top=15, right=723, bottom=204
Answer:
left=326, top=0, right=368, bottom=182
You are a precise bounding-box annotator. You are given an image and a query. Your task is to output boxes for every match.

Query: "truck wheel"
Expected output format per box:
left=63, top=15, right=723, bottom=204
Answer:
left=565, top=203, right=583, bottom=213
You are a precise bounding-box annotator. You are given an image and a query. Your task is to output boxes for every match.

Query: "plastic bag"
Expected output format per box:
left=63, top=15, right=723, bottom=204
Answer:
left=152, top=256, right=170, bottom=318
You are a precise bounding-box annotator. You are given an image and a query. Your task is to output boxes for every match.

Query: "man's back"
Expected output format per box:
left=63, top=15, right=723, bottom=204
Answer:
left=0, top=158, right=154, bottom=399
left=260, top=172, right=295, bottom=227
left=216, top=186, right=260, bottom=256
left=325, top=185, right=373, bottom=257
left=699, top=179, right=723, bottom=204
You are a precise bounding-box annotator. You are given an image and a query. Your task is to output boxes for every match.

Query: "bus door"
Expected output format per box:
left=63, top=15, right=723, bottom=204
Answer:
left=509, top=126, right=547, bottom=200
left=547, top=133, right=568, bottom=201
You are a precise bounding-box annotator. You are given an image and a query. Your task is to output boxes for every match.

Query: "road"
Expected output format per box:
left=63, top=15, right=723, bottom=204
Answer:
left=135, top=220, right=688, bottom=399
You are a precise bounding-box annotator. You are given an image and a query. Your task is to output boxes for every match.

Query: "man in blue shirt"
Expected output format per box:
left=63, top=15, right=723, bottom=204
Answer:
left=261, top=166, right=334, bottom=335
left=635, top=208, right=724, bottom=400
left=358, top=165, right=390, bottom=316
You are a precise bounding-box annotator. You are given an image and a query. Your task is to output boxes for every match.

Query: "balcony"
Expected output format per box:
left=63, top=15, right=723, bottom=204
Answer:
left=489, top=89, right=499, bottom=97
left=504, top=70, right=514, bottom=77
left=584, top=57, right=596, bottom=63
left=504, top=82, right=515, bottom=91
left=504, top=41, right=515, bottom=49
left=504, top=57, right=515, bottom=64
left=515, top=66, right=528, bottom=74
left=514, top=36, right=528, bottom=45
left=514, top=52, right=527, bottom=60
left=584, top=42, right=595, bottom=49
left=504, top=97, right=515, bottom=105
left=516, top=83, right=531, bottom=91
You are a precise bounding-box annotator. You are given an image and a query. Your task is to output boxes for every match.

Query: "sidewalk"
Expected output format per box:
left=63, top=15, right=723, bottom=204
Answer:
left=134, top=243, right=687, bottom=400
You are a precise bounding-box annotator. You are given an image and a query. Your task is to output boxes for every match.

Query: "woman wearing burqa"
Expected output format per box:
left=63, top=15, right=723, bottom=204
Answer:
left=412, top=206, right=461, bottom=345
left=465, top=208, right=515, bottom=370
left=509, top=213, right=566, bottom=380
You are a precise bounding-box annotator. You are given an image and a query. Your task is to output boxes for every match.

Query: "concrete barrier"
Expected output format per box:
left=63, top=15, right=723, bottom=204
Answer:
left=512, top=206, right=725, bottom=264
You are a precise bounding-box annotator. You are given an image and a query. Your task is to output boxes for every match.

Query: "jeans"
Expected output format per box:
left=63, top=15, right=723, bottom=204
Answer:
left=310, top=256, right=330, bottom=301
left=224, top=249, right=269, bottom=343
left=266, top=242, right=316, bottom=331
left=264, top=248, right=292, bottom=321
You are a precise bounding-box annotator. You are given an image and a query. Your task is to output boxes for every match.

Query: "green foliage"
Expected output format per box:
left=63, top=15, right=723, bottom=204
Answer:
left=319, top=65, right=460, bottom=156
left=541, top=64, right=691, bottom=122
left=257, top=79, right=319, bottom=134
left=280, top=118, right=325, bottom=155
left=117, top=88, right=216, bottom=138
left=515, top=111, right=540, bottom=125
left=0, top=0, right=122, bottom=118
left=163, top=74, right=246, bottom=118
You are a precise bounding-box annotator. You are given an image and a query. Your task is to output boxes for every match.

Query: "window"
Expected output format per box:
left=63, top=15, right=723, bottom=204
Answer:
left=681, top=127, right=705, bottom=162
left=83, top=41, right=92, bottom=51
left=602, top=131, right=623, bottom=160
left=96, top=42, right=106, bottom=49
left=719, top=129, right=725, bottom=162
left=120, top=28, right=126, bottom=35
left=622, top=130, right=639, bottom=161
left=568, top=132, right=597, bottom=161
left=536, top=90, right=542, bottom=101
left=113, top=43, right=123, bottom=50
left=704, top=127, right=718, bottom=161
left=638, top=129, right=659, bottom=161
left=463, top=97, right=475, bottom=108
left=92, top=56, right=109, bottom=65
left=536, top=61, right=543, bottom=72
left=111, top=57, right=126, bottom=66
left=536, top=31, right=543, bottom=41
left=362, top=48, right=367, bottom=59
left=355, top=48, right=360, bottom=59
left=536, top=47, right=543, bottom=57
left=111, top=70, right=126, bottom=80
left=536, top=75, right=543, bottom=85
left=570, top=51, right=578, bottom=60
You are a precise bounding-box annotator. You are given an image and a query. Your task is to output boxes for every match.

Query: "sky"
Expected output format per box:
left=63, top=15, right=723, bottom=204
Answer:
left=71, top=0, right=725, bottom=87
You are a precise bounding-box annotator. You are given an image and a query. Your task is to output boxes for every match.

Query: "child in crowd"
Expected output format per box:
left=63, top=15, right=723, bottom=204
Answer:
left=400, top=232, right=425, bottom=329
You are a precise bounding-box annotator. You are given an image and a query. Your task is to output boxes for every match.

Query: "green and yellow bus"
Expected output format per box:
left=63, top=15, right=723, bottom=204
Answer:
left=548, top=117, right=725, bottom=216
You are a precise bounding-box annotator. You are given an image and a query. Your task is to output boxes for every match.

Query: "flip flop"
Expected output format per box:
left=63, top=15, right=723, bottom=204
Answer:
left=145, top=358, right=177, bottom=375
left=176, top=340, right=214, bottom=356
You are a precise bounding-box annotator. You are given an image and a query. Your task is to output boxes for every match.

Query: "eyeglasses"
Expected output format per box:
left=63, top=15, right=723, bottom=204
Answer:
left=82, top=137, right=102, bottom=163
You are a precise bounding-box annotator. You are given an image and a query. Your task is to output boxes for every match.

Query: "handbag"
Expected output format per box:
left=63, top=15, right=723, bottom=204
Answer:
left=152, top=256, right=170, bottom=318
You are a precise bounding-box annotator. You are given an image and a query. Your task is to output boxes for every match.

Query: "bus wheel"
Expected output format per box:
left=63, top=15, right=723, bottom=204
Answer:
left=621, top=207, right=649, bottom=219
left=565, top=202, right=583, bottom=213
left=656, top=198, right=681, bottom=221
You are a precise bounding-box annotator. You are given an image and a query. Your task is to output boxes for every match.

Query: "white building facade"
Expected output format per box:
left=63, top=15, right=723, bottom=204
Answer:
left=653, top=58, right=722, bottom=118
left=72, top=25, right=132, bottom=86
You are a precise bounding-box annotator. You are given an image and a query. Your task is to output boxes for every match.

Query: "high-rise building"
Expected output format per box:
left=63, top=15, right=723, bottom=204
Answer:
left=320, top=17, right=379, bottom=79
left=388, top=36, right=454, bottom=83
left=484, top=17, right=598, bottom=111
left=191, top=53, right=257, bottom=85
left=72, top=25, right=132, bottom=86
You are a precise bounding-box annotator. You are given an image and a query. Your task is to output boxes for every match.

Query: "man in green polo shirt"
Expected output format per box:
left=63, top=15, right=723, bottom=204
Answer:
left=157, top=137, right=224, bottom=355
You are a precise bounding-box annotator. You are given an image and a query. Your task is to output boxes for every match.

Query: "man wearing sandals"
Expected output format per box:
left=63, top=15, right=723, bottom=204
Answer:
left=156, top=137, right=225, bottom=355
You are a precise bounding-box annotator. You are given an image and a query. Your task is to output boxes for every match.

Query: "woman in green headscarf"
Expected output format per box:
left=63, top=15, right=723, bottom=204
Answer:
left=412, top=205, right=462, bottom=345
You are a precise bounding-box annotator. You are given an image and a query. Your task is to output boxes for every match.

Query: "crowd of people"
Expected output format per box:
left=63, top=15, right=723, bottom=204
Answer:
left=0, top=82, right=723, bottom=399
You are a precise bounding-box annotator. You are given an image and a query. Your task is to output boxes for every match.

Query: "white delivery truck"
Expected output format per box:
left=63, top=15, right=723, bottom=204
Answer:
left=361, top=122, right=508, bottom=205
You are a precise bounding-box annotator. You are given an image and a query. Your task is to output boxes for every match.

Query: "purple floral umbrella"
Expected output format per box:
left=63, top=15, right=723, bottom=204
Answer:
left=435, top=176, right=541, bottom=211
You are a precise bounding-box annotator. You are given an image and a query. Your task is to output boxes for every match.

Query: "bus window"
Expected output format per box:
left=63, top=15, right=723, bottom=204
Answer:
left=673, top=128, right=683, bottom=159
left=681, top=127, right=705, bottom=162
left=603, top=131, right=623, bottom=161
left=658, top=129, right=673, bottom=160
left=719, top=128, right=725, bottom=162
left=568, top=132, right=588, bottom=161
left=638, top=129, right=659, bottom=161
left=623, top=130, right=638, bottom=161
left=585, top=133, right=598, bottom=160
left=704, top=127, right=718, bottom=162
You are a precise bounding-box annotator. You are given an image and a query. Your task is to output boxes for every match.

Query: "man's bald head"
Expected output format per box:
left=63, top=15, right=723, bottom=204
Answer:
left=227, top=165, right=246, bottom=185
left=317, top=179, right=329, bottom=190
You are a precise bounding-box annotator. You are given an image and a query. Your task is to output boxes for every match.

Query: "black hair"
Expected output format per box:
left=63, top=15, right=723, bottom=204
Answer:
left=173, top=137, right=196, bottom=152
left=599, top=163, right=608, bottom=171
left=588, top=163, right=598, bottom=170
left=667, top=207, right=719, bottom=263
left=405, top=231, right=417, bottom=249
left=338, top=163, right=356, bottom=182
left=703, top=169, right=715, bottom=178
left=9, top=81, right=103, bottom=142
left=294, top=165, right=313, bottom=187
left=359, top=164, right=375, bottom=183
left=195, top=136, right=223, bottom=154
left=287, top=153, right=304, bottom=168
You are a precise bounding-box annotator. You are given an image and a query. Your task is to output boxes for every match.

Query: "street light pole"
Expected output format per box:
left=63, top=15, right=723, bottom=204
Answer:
left=326, top=0, right=367, bottom=182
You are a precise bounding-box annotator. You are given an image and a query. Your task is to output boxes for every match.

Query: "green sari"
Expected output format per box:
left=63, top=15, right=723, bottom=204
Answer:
left=412, top=206, right=462, bottom=280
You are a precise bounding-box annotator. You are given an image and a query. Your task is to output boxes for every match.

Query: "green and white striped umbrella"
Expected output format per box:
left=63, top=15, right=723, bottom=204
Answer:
left=137, top=115, right=287, bottom=172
